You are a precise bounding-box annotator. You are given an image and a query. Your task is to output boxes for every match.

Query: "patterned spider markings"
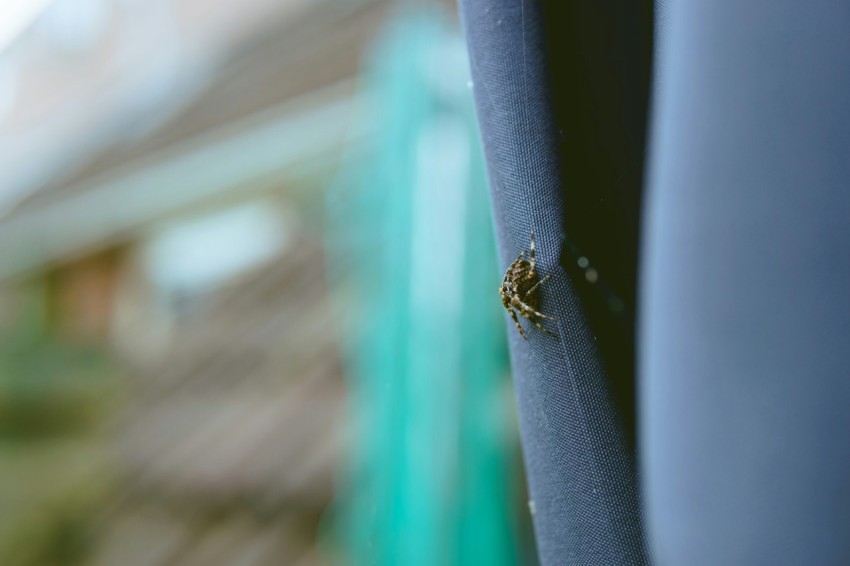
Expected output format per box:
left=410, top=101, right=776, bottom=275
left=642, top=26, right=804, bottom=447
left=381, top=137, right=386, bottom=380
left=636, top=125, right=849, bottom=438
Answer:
left=499, top=230, right=558, bottom=339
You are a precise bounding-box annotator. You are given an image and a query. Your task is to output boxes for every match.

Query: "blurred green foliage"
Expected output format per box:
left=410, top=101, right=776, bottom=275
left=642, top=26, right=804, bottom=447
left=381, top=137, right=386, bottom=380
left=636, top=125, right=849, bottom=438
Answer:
left=0, top=283, right=118, bottom=565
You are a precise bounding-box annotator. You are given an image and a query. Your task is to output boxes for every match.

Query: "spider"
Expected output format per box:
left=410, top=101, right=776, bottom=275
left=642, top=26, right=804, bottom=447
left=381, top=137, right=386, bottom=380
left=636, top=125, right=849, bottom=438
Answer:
left=499, top=230, right=557, bottom=339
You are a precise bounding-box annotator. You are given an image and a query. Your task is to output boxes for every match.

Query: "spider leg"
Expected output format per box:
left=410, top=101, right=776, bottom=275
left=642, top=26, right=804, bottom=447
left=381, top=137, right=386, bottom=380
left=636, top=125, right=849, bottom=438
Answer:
left=514, top=298, right=558, bottom=337
left=529, top=230, right=536, bottom=270
left=526, top=274, right=552, bottom=298
left=513, top=298, right=557, bottom=321
left=527, top=316, right=558, bottom=337
left=506, top=306, right=528, bottom=340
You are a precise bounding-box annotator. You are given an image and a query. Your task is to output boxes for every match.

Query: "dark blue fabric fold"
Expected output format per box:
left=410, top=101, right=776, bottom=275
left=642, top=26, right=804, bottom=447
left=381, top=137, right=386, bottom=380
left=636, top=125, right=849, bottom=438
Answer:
left=458, top=1, right=649, bottom=563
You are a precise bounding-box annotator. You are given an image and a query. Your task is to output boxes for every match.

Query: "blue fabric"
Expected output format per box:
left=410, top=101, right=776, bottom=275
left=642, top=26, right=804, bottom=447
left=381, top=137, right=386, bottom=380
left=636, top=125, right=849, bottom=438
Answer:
left=462, top=0, right=850, bottom=563
left=458, top=1, right=649, bottom=564
left=642, top=1, right=850, bottom=564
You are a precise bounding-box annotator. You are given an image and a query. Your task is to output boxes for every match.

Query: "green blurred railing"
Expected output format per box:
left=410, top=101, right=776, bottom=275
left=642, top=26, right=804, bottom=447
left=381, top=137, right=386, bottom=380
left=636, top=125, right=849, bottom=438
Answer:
left=325, top=9, right=527, bottom=566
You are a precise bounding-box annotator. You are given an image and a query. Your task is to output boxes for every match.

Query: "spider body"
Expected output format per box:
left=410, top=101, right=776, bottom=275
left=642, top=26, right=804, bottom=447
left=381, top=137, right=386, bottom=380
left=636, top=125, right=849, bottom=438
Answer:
left=499, top=230, right=557, bottom=339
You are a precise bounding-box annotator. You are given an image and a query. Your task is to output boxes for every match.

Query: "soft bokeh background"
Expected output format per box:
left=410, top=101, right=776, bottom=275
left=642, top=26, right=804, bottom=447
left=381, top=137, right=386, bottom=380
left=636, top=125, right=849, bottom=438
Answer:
left=0, top=1, right=535, bottom=564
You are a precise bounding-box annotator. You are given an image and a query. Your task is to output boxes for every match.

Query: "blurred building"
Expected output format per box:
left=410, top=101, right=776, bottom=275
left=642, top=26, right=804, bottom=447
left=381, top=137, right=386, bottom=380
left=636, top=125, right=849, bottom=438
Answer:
left=0, top=0, right=409, bottom=564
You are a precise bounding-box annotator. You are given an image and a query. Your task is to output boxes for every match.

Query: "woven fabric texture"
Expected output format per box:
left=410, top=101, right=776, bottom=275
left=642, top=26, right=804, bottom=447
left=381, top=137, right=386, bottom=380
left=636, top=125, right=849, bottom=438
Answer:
left=459, top=1, right=648, bottom=564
